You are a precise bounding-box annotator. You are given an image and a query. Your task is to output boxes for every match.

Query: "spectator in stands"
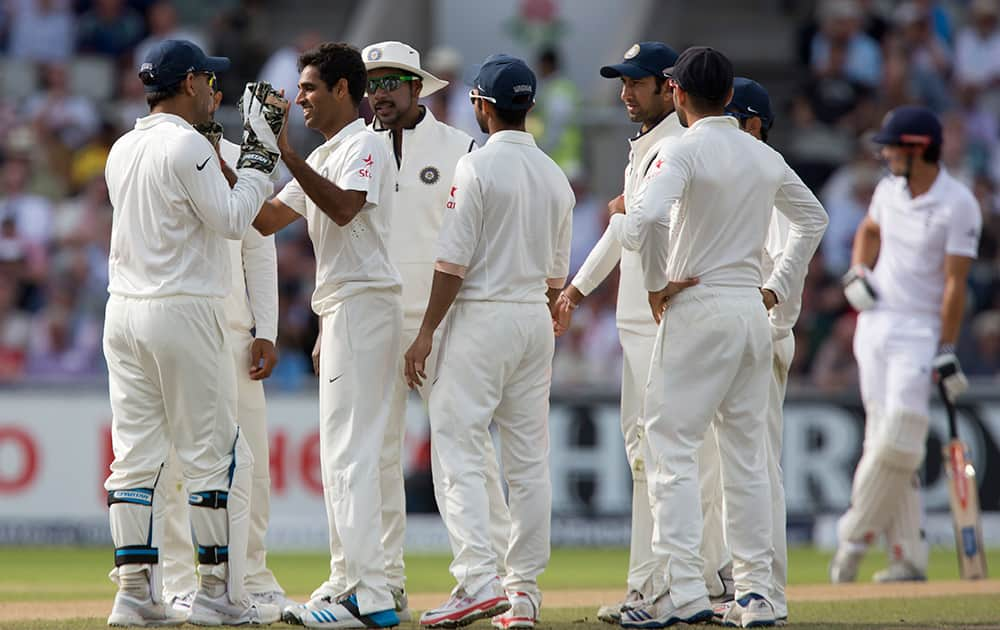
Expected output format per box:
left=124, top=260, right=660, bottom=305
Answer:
left=528, top=46, right=582, bottom=179
left=24, top=63, right=100, bottom=153
left=811, top=312, right=859, bottom=392
left=109, top=64, right=148, bottom=133
left=76, top=0, right=145, bottom=59
left=955, top=0, right=1000, bottom=94
left=24, top=276, right=102, bottom=379
left=821, top=161, right=879, bottom=276
left=133, top=0, right=208, bottom=72
left=0, top=267, right=30, bottom=381
left=0, top=155, right=53, bottom=246
left=888, top=1, right=952, bottom=112
left=424, top=46, right=487, bottom=145
left=6, top=0, right=75, bottom=63
left=810, top=0, right=882, bottom=88
left=965, top=310, right=1000, bottom=377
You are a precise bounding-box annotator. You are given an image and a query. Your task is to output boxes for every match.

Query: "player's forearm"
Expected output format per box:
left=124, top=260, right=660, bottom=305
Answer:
left=418, top=269, right=464, bottom=337
left=939, top=278, right=966, bottom=346
left=281, top=147, right=363, bottom=226
left=851, top=220, right=880, bottom=268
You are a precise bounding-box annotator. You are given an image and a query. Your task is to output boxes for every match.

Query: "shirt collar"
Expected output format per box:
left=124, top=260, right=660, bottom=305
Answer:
left=485, top=130, right=537, bottom=147
left=371, top=105, right=433, bottom=132
left=134, top=112, right=195, bottom=131
left=317, top=117, right=367, bottom=152
left=687, top=114, right=739, bottom=131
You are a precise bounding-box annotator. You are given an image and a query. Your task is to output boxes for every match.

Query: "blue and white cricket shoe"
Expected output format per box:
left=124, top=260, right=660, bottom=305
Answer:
left=619, top=592, right=712, bottom=629
left=303, top=593, right=399, bottom=629
left=720, top=593, right=776, bottom=628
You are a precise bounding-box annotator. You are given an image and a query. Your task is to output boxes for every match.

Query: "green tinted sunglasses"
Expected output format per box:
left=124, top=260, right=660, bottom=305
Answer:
left=367, top=74, right=418, bottom=94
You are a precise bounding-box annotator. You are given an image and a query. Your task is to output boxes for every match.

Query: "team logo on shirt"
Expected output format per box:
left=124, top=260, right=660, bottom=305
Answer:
left=358, top=154, right=374, bottom=179
left=446, top=186, right=457, bottom=209
left=419, top=166, right=440, bottom=185
left=367, top=48, right=382, bottom=61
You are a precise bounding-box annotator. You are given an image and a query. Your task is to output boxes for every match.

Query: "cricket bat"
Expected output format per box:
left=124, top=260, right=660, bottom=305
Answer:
left=940, top=381, right=988, bottom=580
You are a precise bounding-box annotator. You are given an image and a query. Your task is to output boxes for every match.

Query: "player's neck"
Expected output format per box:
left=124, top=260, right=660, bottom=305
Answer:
left=907, top=163, right=940, bottom=198
left=320, top=108, right=361, bottom=141
left=641, top=111, right=668, bottom=134
left=151, top=101, right=197, bottom=125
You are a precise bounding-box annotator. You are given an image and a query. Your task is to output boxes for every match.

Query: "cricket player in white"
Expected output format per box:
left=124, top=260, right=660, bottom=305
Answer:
left=158, top=87, right=287, bottom=613
left=615, top=47, right=827, bottom=629
left=551, top=41, right=709, bottom=622
left=103, top=40, right=286, bottom=627
left=832, top=105, right=980, bottom=583
left=703, top=77, right=805, bottom=624
left=404, top=54, right=574, bottom=630
left=361, top=40, right=512, bottom=618
left=252, top=42, right=401, bottom=629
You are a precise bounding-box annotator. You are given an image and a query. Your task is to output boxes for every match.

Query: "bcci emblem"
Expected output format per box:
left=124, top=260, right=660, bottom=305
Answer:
left=419, top=166, right=440, bottom=185
left=367, top=48, right=383, bottom=61
left=624, top=44, right=640, bottom=59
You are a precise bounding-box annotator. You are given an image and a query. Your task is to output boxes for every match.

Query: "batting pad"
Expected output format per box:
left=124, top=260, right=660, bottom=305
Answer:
left=189, top=431, right=253, bottom=604
left=107, top=475, right=165, bottom=603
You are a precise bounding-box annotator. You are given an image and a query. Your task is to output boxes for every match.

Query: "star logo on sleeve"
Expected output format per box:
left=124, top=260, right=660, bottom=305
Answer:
left=358, top=153, right=374, bottom=178
left=446, top=186, right=457, bottom=209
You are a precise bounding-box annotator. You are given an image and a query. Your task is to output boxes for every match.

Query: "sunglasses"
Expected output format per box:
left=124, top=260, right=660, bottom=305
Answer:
left=197, top=72, right=217, bottom=92
left=468, top=89, right=497, bottom=105
left=367, top=74, right=418, bottom=94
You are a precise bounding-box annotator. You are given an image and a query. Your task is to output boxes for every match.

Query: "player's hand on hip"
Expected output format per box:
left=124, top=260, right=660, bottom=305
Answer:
left=933, top=347, right=969, bottom=401
left=404, top=332, right=433, bottom=390
left=249, top=338, right=278, bottom=380
left=760, top=288, right=778, bottom=311
left=553, top=286, right=583, bottom=337
left=648, top=277, right=699, bottom=324
left=608, top=194, right=626, bottom=216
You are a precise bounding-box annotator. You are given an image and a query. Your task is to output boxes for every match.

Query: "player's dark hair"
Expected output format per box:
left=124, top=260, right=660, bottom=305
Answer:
left=686, top=92, right=729, bottom=114
left=653, top=76, right=668, bottom=94
left=144, top=80, right=185, bottom=109
left=298, top=42, right=366, bottom=106
left=493, top=105, right=529, bottom=126
left=922, top=143, right=941, bottom=163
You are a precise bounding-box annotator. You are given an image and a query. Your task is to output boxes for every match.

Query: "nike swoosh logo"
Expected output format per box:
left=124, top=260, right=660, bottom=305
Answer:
left=196, top=157, right=211, bottom=171
left=747, top=106, right=759, bottom=114
left=328, top=374, right=343, bottom=384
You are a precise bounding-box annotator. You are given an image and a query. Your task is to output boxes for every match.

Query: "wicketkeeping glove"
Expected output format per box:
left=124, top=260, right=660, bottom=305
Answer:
left=933, top=348, right=969, bottom=402
left=237, top=81, right=288, bottom=175
left=842, top=263, right=877, bottom=311
left=193, top=121, right=224, bottom=148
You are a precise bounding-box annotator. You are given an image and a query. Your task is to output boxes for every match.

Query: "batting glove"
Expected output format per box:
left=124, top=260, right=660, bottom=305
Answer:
left=933, top=346, right=969, bottom=402
left=237, top=81, right=287, bottom=175
left=842, top=263, right=877, bottom=311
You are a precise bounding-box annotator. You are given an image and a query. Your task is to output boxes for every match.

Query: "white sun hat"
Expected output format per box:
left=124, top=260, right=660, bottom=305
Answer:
left=361, top=41, right=449, bottom=96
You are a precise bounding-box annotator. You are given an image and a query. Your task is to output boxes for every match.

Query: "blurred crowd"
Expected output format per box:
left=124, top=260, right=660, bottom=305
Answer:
left=0, top=0, right=998, bottom=392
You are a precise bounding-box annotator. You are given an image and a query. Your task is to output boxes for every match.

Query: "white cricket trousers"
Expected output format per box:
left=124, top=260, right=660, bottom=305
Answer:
left=430, top=301, right=554, bottom=604
left=103, top=294, right=251, bottom=602
left=643, top=286, right=773, bottom=608
left=316, top=289, right=402, bottom=614
left=159, top=328, right=283, bottom=597
left=377, top=325, right=512, bottom=592
left=619, top=328, right=657, bottom=596
left=699, top=333, right=794, bottom=616
left=838, top=310, right=935, bottom=572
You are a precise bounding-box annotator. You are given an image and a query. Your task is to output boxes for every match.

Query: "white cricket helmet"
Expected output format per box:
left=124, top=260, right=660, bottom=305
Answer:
left=361, top=41, right=449, bottom=97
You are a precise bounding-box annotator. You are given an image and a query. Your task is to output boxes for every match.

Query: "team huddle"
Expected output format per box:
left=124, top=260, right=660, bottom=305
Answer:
left=100, top=32, right=980, bottom=630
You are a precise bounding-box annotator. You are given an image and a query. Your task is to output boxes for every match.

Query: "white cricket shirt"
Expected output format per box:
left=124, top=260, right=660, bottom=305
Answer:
left=572, top=112, right=685, bottom=335
left=106, top=113, right=273, bottom=299
left=614, top=115, right=828, bottom=300
left=868, top=168, right=981, bottom=318
left=220, top=139, right=278, bottom=342
left=371, top=107, right=475, bottom=329
left=277, top=118, right=401, bottom=316
left=436, top=130, right=575, bottom=303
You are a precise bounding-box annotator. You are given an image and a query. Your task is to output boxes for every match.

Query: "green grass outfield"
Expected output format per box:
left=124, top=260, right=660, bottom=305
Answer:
left=1, top=546, right=999, bottom=628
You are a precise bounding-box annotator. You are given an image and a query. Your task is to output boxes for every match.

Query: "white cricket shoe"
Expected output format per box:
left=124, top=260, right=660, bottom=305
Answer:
left=391, top=586, right=411, bottom=622
left=420, top=576, right=510, bottom=628
left=107, top=590, right=189, bottom=627
left=721, top=593, right=776, bottom=628
left=597, top=589, right=644, bottom=625
left=251, top=590, right=296, bottom=611
left=829, top=546, right=865, bottom=583
left=491, top=591, right=538, bottom=629
left=713, top=599, right=734, bottom=622
left=188, top=589, right=280, bottom=625
left=619, top=592, right=712, bottom=628
left=709, top=562, right=735, bottom=604
left=283, top=592, right=337, bottom=626
left=873, top=561, right=926, bottom=583
left=302, top=593, right=399, bottom=628
left=166, top=590, right=195, bottom=613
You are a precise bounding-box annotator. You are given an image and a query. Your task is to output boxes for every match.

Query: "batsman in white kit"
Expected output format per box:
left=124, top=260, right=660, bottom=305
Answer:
left=551, top=41, right=712, bottom=621
left=252, top=42, right=402, bottom=629
left=102, top=39, right=287, bottom=627
left=157, top=85, right=288, bottom=613
left=613, top=47, right=827, bottom=629
left=404, top=54, right=574, bottom=629
left=361, top=39, right=512, bottom=616
left=832, top=105, right=981, bottom=583
left=703, top=77, right=807, bottom=625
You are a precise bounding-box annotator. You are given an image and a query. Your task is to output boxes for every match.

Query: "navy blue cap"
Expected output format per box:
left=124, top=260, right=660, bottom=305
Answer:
left=726, top=77, right=774, bottom=129
left=600, top=42, right=678, bottom=79
left=664, top=46, right=733, bottom=101
left=138, top=39, right=230, bottom=93
left=473, top=54, right=536, bottom=111
left=872, top=105, right=942, bottom=146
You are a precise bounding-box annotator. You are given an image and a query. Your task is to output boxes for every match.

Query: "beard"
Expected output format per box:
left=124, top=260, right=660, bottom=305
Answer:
left=475, top=107, right=489, bottom=134
left=676, top=107, right=689, bottom=128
